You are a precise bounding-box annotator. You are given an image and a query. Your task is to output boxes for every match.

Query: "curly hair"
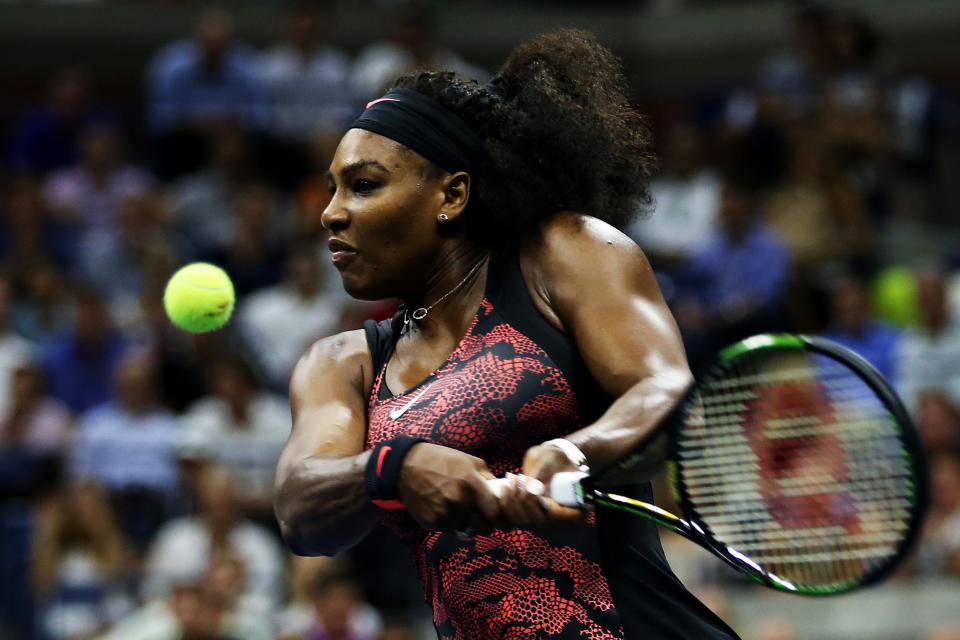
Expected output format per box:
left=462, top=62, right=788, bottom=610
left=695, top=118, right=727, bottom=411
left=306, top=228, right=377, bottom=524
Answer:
left=392, top=28, right=655, bottom=247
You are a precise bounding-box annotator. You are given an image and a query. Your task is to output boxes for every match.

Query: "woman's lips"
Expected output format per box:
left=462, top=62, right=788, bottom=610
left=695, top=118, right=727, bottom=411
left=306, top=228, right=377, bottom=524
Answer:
left=328, top=238, right=358, bottom=265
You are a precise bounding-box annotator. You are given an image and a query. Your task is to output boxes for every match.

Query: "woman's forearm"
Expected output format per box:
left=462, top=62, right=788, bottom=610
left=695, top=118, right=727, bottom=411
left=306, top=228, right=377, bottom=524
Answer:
left=566, top=368, right=693, bottom=472
left=274, top=450, right=381, bottom=556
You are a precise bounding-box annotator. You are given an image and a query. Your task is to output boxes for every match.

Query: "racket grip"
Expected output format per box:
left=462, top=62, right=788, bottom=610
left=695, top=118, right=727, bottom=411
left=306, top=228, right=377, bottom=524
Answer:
left=484, top=472, right=588, bottom=507
left=549, top=471, right=589, bottom=507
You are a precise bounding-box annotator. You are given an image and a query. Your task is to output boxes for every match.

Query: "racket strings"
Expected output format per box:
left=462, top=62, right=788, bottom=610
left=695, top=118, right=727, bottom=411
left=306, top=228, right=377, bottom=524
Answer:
left=676, top=349, right=914, bottom=591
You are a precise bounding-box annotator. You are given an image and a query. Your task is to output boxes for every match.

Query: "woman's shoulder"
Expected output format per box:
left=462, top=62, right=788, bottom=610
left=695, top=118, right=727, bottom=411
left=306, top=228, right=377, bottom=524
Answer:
left=526, top=211, right=645, bottom=257
left=295, top=329, right=370, bottom=375
left=290, top=329, right=375, bottom=400
left=521, top=211, right=650, bottom=281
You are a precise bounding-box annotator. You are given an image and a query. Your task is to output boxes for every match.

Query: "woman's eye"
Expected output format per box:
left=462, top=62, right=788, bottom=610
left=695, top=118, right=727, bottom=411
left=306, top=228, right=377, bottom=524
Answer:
left=327, top=184, right=336, bottom=196
left=353, top=179, right=378, bottom=193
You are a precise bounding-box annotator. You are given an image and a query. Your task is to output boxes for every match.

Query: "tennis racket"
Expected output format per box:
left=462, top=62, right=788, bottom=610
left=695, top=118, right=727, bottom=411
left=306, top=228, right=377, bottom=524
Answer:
left=491, top=333, right=927, bottom=595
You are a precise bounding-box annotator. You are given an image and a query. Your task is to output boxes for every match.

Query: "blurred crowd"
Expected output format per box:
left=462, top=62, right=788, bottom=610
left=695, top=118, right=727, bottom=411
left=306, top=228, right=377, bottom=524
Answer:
left=0, top=1, right=958, bottom=639
left=628, top=3, right=960, bottom=639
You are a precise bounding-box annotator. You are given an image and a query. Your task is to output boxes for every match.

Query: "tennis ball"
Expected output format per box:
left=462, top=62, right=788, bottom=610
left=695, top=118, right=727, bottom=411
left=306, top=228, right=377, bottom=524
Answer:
left=872, top=266, right=918, bottom=329
left=163, top=263, right=235, bottom=333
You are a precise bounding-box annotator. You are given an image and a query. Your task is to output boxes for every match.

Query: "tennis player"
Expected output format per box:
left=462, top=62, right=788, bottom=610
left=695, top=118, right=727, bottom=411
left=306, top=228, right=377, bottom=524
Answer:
left=275, top=29, right=740, bottom=640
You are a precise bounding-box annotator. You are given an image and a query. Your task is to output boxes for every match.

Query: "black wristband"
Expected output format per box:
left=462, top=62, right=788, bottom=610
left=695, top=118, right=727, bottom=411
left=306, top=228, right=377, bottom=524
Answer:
left=365, top=435, right=426, bottom=509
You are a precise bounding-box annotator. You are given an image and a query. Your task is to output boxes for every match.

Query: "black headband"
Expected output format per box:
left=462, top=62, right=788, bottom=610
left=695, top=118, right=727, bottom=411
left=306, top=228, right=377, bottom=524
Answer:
left=349, top=88, right=486, bottom=173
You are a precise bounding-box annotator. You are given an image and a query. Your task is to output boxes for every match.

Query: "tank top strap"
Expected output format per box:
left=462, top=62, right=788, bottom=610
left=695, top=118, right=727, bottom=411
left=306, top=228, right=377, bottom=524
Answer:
left=363, top=310, right=405, bottom=377
left=484, top=246, right=579, bottom=389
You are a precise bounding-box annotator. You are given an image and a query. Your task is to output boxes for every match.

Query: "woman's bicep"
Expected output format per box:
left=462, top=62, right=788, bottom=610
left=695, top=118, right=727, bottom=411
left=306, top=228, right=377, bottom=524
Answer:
left=277, top=331, right=372, bottom=483
left=540, top=215, right=692, bottom=397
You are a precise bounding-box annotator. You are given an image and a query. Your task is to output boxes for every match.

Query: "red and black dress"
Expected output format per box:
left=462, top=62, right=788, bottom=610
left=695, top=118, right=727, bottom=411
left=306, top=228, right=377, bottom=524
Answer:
left=363, top=249, right=739, bottom=640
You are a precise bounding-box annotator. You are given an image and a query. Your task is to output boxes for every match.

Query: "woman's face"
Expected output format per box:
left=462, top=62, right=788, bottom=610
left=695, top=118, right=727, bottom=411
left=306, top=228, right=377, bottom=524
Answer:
left=323, top=129, right=450, bottom=300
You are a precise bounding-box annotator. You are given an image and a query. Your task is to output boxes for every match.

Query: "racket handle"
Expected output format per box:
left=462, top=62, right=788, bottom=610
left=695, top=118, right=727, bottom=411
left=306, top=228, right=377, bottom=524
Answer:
left=484, top=472, right=589, bottom=507
left=549, top=471, right=589, bottom=507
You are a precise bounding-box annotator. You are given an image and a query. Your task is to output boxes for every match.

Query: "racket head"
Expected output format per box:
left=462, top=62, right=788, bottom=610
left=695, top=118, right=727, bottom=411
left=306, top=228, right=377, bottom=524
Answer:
left=668, top=333, right=928, bottom=595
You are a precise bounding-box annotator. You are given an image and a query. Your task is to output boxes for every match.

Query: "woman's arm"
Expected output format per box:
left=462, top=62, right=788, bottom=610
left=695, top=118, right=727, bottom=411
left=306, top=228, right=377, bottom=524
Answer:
left=273, top=330, right=381, bottom=556
left=520, top=212, right=694, bottom=494
left=276, top=330, right=507, bottom=551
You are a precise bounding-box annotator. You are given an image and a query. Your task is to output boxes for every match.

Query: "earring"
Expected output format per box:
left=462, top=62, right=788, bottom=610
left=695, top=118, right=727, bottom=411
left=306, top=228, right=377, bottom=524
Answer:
left=437, top=213, right=450, bottom=223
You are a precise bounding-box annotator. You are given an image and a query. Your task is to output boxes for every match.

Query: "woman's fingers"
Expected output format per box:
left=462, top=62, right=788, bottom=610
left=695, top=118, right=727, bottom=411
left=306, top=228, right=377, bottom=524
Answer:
left=541, top=497, right=590, bottom=527
left=494, top=473, right=547, bottom=529
left=470, top=473, right=512, bottom=530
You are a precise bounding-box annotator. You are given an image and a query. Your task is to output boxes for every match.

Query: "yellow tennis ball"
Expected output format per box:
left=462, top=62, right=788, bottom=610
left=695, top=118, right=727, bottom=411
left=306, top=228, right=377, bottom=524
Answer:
left=163, top=263, right=235, bottom=333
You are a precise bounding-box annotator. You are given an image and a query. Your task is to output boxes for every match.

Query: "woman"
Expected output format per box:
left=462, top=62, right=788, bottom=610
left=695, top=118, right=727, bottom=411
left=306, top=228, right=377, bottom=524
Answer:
left=275, top=29, right=740, bottom=640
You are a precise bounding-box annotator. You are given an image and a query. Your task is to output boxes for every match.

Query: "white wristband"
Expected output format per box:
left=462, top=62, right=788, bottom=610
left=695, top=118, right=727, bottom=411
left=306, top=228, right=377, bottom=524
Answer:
left=542, top=438, right=590, bottom=472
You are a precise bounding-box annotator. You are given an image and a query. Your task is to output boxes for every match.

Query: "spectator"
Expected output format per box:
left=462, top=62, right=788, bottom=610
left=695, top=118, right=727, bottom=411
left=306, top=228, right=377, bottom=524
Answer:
left=674, top=180, right=791, bottom=369
left=912, top=449, right=960, bottom=576
left=259, top=1, right=355, bottom=143
left=12, top=261, right=75, bottom=345
left=147, top=8, right=267, bottom=135
left=352, top=1, right=486, bottom=100
left=105, top=214, right=179, bottom=342
left=764, top=135, right=841, bottom=270
left=826, top=12, right=883, bottom=117
left=238, top=247, right=361, bottom=390
left=113, top=254, right=210, bottom=414
left=100, top=571, right=269, bottom=640
left=276, top=555, right=341, bottom=639
left=302, top=570, right=379, bottom=640
left=68, top=348, right=181, bottom=547
left=168, top=125, right=254, bottom=257
left=0, top=274, right=35, bottom=419
left=42, top=289, right=126, bottom=414
left=0, top=364, right=72, bottom=498
left=627, top=122, right=721, bottom=290
left=142, top=466, right=285, bottom=613
left=0, top=363, right=71, bottom=640
left=756, top=3, right=833, bottom=119
left=894, top=269, right=960, bottom=414
left=820, top=275, right=901, bottom=380
left=203, top=551, right=275, bottom=640
left=77, top=191, right=177, bottom=305
left=203, top=182, right=288, bottom=297
left=5, top=68, right=107, bottom=175
left=0, top=175, right=76, bottom=277
left=916, top=391, right=960, bottom=453
left=31, top=481, right=134, bottom=640
left=276, top=556, right=380, bottom=640
left=42, top=121, right=155, bottom=238
left=178, top=357, right=290, bottom=519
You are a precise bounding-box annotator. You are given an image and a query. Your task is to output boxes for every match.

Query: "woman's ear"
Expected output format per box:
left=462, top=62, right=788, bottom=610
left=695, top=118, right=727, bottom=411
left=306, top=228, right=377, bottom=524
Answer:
left=437, top=171, right=471, bottom=223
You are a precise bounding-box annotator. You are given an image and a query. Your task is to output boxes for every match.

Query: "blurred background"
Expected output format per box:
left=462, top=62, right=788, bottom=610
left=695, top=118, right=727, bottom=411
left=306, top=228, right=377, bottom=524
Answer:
left=0, top=0, right=958, bottom=639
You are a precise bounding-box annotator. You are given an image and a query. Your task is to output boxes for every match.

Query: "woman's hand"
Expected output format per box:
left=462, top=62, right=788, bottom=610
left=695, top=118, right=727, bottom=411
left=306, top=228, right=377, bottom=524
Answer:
left=399, top=443, right=507, bottom=533
left=495, top=444, right=590, bottom=530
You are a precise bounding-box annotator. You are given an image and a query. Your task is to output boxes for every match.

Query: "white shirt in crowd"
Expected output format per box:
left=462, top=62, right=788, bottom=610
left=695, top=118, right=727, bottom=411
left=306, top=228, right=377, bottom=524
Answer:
left=142, top=516, right=285, bottom=608
left=0, top=332, right=34, bottom=418
left=70, top=403, right=180, bottom=495
left=352, top=42, right=487, bottom=100
left=177, top=393, right=291, bottom=499
left=628, top=169, right=721, bottom=257
left=894, top=322, right=960, bottom=414
left=259, top=43, right=357, bottom=141
left=101, top=582, right=272, bottom=640
left=238, top=283, right=351, bottom=389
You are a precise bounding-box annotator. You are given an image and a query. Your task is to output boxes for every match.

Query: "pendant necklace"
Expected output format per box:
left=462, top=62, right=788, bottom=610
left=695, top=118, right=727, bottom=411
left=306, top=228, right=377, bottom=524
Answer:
left=403, top=258, right=485, bottom=331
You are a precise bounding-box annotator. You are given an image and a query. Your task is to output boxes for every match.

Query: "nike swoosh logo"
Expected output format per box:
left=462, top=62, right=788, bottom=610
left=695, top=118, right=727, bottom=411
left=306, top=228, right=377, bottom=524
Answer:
left=389, top=384, right=432, bottom=420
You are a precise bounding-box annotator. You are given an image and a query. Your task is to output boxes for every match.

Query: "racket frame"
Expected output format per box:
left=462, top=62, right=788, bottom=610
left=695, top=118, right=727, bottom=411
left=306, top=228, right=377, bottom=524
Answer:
left=583, top=333, right=929, bottom=595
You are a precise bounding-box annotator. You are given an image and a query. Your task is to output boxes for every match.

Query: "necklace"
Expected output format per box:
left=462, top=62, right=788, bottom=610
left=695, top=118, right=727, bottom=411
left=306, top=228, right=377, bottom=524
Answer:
left=403, top=258, right=486, bottom=330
